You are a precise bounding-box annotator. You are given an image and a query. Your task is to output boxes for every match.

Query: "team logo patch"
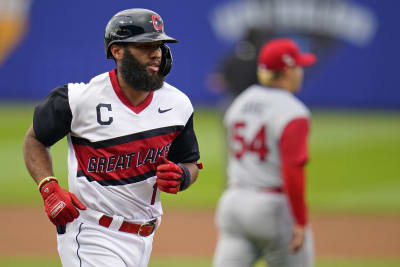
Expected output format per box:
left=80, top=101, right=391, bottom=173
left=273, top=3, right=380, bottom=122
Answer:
left=50, top=201, right=66, bottom=218
left=282, top=54, right=295, bottom=67
left=152, top=15, right=163, bottom=31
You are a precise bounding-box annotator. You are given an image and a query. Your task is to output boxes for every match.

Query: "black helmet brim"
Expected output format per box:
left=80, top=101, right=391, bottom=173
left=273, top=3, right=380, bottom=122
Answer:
left=106, top=32, right=178, bottom=58
left=122, top=32, right=178, bottom=43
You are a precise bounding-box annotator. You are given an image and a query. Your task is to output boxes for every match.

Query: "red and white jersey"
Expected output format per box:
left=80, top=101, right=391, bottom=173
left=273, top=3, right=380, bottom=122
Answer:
left=33, top=70, right=200, bottom=221
left=224, top=84, right=309, bottom=189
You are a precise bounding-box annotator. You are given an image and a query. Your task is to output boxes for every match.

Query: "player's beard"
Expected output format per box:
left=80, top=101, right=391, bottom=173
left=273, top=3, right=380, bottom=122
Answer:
left=120, top=49, right=164, bottom=92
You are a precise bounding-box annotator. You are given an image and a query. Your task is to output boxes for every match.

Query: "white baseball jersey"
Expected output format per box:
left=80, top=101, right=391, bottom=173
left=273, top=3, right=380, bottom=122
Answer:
left=33, top=70, right=200, bottom=222
left=224, top=84, right=310, bottom=189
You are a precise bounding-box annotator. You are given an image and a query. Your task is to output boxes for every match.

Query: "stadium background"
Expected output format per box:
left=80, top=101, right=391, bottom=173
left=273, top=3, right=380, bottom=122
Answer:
left=0, top=0, right=399, bottom=266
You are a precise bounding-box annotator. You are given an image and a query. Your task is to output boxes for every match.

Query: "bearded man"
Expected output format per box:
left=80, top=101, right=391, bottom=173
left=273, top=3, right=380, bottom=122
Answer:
left=23, top=8, right=201, bottom=267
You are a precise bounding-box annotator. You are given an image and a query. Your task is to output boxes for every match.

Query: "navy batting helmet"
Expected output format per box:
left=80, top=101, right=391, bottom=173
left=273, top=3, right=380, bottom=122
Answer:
left=104, top=8, right=177, bottom=76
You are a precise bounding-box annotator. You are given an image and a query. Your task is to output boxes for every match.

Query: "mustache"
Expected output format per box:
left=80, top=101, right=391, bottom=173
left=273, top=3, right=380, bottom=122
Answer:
left=147, top=60, right=161, bottom=67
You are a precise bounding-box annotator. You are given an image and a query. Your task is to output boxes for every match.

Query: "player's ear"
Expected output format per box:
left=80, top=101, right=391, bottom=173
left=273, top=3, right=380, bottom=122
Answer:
left=257, top=68, right=273, bottom=85
left=110, top=44, right=124, bottom=61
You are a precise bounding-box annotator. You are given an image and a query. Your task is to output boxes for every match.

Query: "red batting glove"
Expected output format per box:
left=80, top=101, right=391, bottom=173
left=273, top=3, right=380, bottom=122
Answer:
left=156, top=157, right=185, bottom=194
left=40, top=181, right=86, bottom=225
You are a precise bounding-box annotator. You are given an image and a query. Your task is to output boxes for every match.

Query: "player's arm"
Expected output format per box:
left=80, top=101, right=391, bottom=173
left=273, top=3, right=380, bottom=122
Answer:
left=23, top=126, right=55, bottom=184
left=23, top=85, right=86, bottom=226
left=156, top=113, right=202, bottom=194
left=24, top=85, right=71, bottom=184
left=279, top=117, right=310, bottom=252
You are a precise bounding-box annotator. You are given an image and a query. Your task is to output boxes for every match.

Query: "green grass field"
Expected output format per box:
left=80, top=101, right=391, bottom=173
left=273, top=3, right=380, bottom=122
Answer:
left=1, top=105, right=400, bottom=213
left=1, top=105, right=399, bottom=266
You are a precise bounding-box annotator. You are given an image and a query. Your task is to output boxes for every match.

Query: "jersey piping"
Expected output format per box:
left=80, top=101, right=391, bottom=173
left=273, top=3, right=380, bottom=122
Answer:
left=76, top=170, right=157, bottom=186
left=109, top=69, right=154, bottom=114
left=70, top=125, right=183, bottom=148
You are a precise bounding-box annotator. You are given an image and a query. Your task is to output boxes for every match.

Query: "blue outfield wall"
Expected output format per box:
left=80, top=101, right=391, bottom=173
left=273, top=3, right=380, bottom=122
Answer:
left=0, top=0, right=399, bottom=108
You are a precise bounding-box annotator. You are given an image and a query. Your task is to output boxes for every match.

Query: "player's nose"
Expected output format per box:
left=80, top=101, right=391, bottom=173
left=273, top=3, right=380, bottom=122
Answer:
left=149, top=47, right=162, bottom=60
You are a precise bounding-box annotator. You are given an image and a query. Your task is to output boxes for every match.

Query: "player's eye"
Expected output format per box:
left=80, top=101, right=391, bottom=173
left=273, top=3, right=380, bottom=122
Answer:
left=132, top=43, right=162, bottom=50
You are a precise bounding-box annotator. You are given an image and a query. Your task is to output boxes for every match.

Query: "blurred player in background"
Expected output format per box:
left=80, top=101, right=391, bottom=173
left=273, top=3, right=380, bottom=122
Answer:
left=213, top=38, right=316, bottom=267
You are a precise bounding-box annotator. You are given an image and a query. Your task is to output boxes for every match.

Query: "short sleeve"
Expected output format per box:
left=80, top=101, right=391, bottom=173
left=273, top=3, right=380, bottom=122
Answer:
left=167, top=113, right=200, bottom=163
left=33, top=85, right=72, bottom=147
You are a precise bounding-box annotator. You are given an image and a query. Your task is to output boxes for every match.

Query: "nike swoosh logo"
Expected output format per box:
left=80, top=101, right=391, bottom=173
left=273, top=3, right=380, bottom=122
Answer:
left=158, top=107, right=173, bottom=113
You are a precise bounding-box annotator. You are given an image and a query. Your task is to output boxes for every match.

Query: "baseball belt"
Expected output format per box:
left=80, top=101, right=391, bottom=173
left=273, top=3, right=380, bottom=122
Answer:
left=260, top=187, right=283, bottom=193
left=99, top=215, right=157, bottom=236
left=79, top=208, right=158, bottom=237
left=231, top=183, right=283, bottom=193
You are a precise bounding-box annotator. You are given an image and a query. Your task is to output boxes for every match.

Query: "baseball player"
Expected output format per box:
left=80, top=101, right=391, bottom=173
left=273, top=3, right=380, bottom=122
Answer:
left=22, top=8, right=201, bottom=267
left=213, top=39, right=316, bottom=267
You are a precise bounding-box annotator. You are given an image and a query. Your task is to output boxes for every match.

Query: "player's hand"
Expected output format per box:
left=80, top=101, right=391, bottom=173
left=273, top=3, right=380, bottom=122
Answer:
left=290, top=224, right=306, bottom=252
left=40, top=180, right=86, bottom=226
left=156, top=157, right=186, bottom=194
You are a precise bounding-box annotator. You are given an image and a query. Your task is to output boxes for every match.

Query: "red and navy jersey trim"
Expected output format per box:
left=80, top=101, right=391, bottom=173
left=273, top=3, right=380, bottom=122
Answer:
left=71, top=126, right=183, bottom=148
left=72, top=125, right=183, bottom=186
left=76, top=170, right=156, bottom=186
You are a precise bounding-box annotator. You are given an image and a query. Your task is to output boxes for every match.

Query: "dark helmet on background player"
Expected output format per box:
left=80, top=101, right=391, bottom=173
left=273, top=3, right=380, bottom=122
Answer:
left=104, top=8, right=178, bottom=76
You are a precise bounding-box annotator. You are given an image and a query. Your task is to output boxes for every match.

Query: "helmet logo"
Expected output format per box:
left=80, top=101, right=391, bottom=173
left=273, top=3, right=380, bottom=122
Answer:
left=152, top=15, right=163, bottom=31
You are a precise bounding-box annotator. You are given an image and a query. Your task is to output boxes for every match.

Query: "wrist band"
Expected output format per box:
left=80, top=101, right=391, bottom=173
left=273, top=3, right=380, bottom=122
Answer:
left=177, top=163, right=191, bottom=191
left=38, top=176, right=58, bottom=192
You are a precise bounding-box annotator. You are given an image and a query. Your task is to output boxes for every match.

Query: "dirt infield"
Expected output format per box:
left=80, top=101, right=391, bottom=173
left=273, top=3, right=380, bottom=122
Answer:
left=1, top=207, right=399, bottom=259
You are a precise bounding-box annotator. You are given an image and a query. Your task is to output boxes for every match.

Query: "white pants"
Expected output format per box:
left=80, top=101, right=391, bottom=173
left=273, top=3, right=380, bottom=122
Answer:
left=213, top=187, right=314, bottom=267
left=57, top=211, right=156, bottom=267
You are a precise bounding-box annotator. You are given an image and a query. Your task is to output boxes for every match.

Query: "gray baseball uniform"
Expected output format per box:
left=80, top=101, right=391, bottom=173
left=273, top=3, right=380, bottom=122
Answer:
left=213, top=84, right=314, bottom=267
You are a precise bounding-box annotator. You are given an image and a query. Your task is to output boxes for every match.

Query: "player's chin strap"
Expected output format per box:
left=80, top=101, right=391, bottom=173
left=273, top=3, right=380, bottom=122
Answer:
left=159, top=44, right=172, bottom=77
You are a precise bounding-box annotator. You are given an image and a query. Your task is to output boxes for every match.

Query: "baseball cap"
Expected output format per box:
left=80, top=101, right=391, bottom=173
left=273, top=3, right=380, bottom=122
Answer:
left=258, top=38, right=316, bottom=71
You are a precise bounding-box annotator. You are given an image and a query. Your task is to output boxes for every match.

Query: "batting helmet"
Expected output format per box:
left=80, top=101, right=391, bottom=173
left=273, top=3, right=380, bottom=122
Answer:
left=104, top=8, right=178, bottom=76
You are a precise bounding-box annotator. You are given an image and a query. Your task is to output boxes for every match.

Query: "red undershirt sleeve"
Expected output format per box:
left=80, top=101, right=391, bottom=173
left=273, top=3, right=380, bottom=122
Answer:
left=279, top=118, right=310, bottom=226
